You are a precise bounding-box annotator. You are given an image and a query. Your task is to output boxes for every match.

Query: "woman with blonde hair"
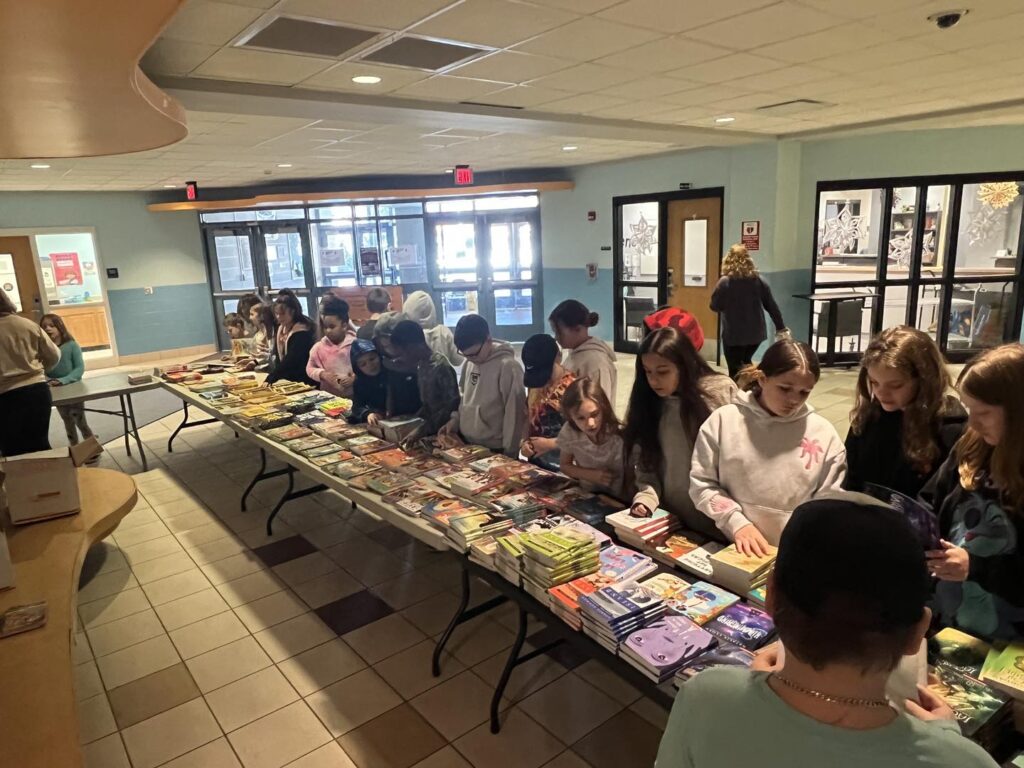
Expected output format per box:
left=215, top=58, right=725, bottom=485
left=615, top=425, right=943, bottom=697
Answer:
left=845, top=326, right=965, bottom=497
left=710, top=243, right=788, bottom=379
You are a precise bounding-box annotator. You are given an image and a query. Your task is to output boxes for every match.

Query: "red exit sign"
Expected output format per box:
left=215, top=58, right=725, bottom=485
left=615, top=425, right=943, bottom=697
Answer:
left=185, top=181, right=198, bottom=201
left=454, top=166, right=473, bottom=185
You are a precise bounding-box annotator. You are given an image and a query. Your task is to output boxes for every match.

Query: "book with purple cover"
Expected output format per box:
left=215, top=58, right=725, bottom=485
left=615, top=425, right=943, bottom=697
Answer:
left=676, top=643, right=756, bottom=683
left=705, top=603, right=775, bottom=650
left=622, top=616, right=716, bottom=673
left=863, top=482, right=941, bottom=549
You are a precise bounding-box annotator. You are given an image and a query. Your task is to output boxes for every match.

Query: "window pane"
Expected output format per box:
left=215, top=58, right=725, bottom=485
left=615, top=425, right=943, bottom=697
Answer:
left=886, top=186, right=917, bottom=278
left=954, top=181, right=1023, bottom=277
left=621, top=286, right=658, bottom=344
left=264, top=229, right=306, bottom=289
left=254, top=208, right=304, bottom=221
left=440, top=289, right=478, bottom=327
left=816, top=189, right=885, bottom=283
left=490, top=223, right=512, bottom=273
left=494, top=288, right=533, bottom=327
left=809, top=291, right=876, bottom=357
left=310, top=205, right=353, bottom=220
left=921, top=186, right=953, bottom=279
left=879, top=282, right=910, bottom=330
left=914, top=284, right=943, bottom=343
left=356, top=222, right=382, bottom=285
left=377, top=201, right=423, bottom=216
left=517, top=222, right=535, bottom=273
left=947, top=281, right=1015, bottom=352
left=433, top=221, right=477, bottom=285
left=474, top=195, right=539, bottom=211
left=212, top=233, right=255, bottom=291
left=621, top=202, right=659, bottom=280
left=426, top=199, right=473, bottom=213
left=354, top=204, right=376, bottom=218
left=311, top=222, right=357, bottom=287
left=379, top=218, right=428, bottom=284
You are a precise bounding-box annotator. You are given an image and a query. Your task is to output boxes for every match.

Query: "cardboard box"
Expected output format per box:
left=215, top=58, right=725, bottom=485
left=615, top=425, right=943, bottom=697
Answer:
left=1, top=437, right=102, bottom=525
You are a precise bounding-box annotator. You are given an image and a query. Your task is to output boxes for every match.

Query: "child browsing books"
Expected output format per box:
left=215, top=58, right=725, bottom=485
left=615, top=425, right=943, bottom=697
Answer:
left=356, top=286, right=392, bottom=340
left=403, top=290, right=464, bottom=366
left=549, top=299, right=617, bottom=403
left=656, top=495, right=997, bottom=768
left=558, top=377, right=627, bottom=499
left=373, top=311, right=422, bottom=418
left=349, top=339, right=388, bottom=425
left=247, top=303, right=275, bottom=369
left=306, top=296, right=356, bottom=397
left=41, top=314, right=94, bottom=446
left=520, top=333, right=576, bottom=463
left=440, top=313, right=526, bottom=457
left=222, top=312, right=247, bottom=340
left=390, top=320, right=460, bottom=439
left=845, top=326, right=966, bottom=498
left=624, top=326, right=736, bottom=540
left=236, top=293, right=262, bottom=335
left=923, top=344, right=1024, bottom=642
left=690, top=340, right=845, bottom=555
left=266, top=290, right=316, bottom=386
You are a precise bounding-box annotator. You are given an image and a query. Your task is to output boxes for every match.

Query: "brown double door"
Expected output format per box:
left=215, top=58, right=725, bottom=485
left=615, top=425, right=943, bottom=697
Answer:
left=665, top=197, right=722, bottom=346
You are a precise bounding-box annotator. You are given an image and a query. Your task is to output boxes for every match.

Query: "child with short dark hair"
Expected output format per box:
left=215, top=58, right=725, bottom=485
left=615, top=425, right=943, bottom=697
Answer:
left=41, top=313, right=94, bottom=446
left=559, top=377, right=626, bottom=499
left=690, top=340, right=845, bottom=555
left=390, top=320, right=460, bottom=440
left=656, top=494, right=996, bottom=768
left=549, top=299, right=617, bottom=403
left=223, top=312, right=247, bottom=339
left=357, top=287, right=393, bottom=340
left=307, top=296, right=356, bottom=397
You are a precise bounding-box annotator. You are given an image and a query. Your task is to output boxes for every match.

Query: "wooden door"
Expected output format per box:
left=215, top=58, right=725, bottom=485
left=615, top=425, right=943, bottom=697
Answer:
left=0, top=236, right=42, bottom=321
left=665, top=198, right=721, bottom=345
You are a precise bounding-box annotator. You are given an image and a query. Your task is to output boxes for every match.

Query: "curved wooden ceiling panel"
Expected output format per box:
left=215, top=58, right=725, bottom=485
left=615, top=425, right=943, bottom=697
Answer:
left=0, top=0, right=188, bottom=159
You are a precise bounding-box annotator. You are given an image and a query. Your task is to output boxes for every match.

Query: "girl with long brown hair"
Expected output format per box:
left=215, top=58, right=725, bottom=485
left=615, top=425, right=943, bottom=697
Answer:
left=845, top=326, right=965, bottom=497
left=925, top=343, right=1024, bottom=641
left=690, top=340, right=846, bottom=555
left=558, top=377, right=627, bottom=499
left=624, top=326, right=736, bottom=537
left=41, top=313, right=95, bottom=446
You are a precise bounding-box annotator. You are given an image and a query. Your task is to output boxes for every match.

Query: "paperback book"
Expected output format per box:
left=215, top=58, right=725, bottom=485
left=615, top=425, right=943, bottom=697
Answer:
left=606, top=507, right=680, bottom=547
left=708, top=545, right=777, bottom=594
left=317, top=397, right=353, bottom=417
left=309, top=449, right=355, bottom=468
left=568, top=493, right=623, bottom=525
left=331, top=457, right=381, bottom=480
left=438, top=444, right=492, bottom=464
left=300, top=443, right=347, bottom=459
left=705, top=603, right=775, bottom=650
left=342, top=435, right=396, bottom=456
left=980, top=642, right=1024, bottom=700
left=370, top=448, right=416, bottom=471
left=929, top=627, right=995, bottom=679
left=420, top=497, right=484, bottom=530
left=676, top=581, right=740, bottom=626
left=469, top=454, right=521, bottom=474
left=396, top=454, right=448, bottom=477
left=287, top=435, right=333, bottom=453
left=592, top=546, right=658, bottom=588
left=927, top=664, right=1012, bottom=743
left=675, top=643, right=755, bottom=685
left=863, top=481, right=941, bottom=549
left=366, top=471, right=417, bottom=496
left=638, top=572, right=692, bottom=612
left=675, top=541, right=726, bottom=579
left=621, top=616, right=716, bottom=682
left=391, top=488, right=447, bottom=517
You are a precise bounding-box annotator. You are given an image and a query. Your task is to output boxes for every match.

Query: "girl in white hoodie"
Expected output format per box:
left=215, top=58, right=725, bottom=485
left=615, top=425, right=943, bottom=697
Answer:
left=690, top=340, right=846, bottom=556
left=549, top=300, right=617, bottom=403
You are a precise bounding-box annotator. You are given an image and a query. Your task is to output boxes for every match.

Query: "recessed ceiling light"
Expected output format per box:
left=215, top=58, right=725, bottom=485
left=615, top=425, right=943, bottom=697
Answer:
left=30, top=163, right=50, bottom=169
left=715, top=116, right=736, bottom=124
left=351, top=75, right=382, bottom=85
left=163, top=184, right=176, bottom=188
left=277, top=163, right=293, bottom=168
left=562, top=145, right=578, bottom=152
left=444, top=168, right=454, bottom=173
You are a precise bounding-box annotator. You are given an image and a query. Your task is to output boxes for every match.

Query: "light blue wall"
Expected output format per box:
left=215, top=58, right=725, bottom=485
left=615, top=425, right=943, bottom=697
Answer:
left=0, top=192, right=214, bottom=355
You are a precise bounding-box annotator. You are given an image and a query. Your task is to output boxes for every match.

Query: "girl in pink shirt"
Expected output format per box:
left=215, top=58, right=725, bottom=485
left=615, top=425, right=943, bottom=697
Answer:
left=307, top=296, right=356, bottom=397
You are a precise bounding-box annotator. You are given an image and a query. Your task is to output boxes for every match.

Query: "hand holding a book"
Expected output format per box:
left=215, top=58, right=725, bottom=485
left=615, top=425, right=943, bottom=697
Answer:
left=905, top=680, right=957, bottom=723
left=734, top=524, right=772, bottom=558
left=926, top=540, right=969, bottom=582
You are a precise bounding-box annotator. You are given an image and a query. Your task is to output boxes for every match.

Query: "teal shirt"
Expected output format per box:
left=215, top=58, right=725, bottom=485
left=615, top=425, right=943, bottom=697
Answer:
left=656, top=668, right=997, bottom=768
left=45, top=340, right=85, bottom=385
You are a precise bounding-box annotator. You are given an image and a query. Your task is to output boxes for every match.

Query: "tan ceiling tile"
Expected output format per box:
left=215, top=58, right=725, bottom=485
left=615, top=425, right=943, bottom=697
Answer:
left=594, top=36, right=733, bottom=73
left=513, top=17, right=662, bottom=61
left=659, top=83, right=756, bottom=107
left=409, top=0, right=578, bottom=48
left=728, top=65, right=839, bottom=93
left=193, top=47, right=335, bottom=84
left=640, top=105, right=716, bottom=124
left=299, top=62, right=431, bottom=92
left=672, top=53, right=784, bottom=84
left=586, top=100, right=679, bottom=120
left=393, top=74, right=513, bottom=101
left=218, top=0, right=279, bottom=8
left=596, top=76, right=702, bottom=99
left=473, top=84, right=574, bottom=106
left=279, top=0, right=453, bottom=30
left=526, top=0, right=620, bottom=10
left=537, top=92, right=628, bottom=114
left=706, top=91, right=795, bottom=113
left=141, top=39, right=219, bottom=76
left=688, top=2, right=841, bottom=49
left=845, top=40, right=941, bottom=71
left=448, top=51, right=574, bottom=83
left=162, top=0, right=265, bottom=46
left=789, top=0, right=925, bottom=21
left=528, top=62, right=637, bottom=92
left=752, top=23, right=896, bottom=64
left=597, top=0, right=776, bottom=34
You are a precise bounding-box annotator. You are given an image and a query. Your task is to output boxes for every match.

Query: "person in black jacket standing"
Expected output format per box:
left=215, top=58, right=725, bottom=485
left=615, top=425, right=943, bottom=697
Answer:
left=710, top=244, right=788, bottom=379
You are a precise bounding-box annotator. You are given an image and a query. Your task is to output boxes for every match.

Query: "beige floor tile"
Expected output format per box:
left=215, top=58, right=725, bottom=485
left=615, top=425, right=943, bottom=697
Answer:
left=216, top=569, right=288, bottom=608
left=305, top=668, right=402, bottom=737
left=82, top=733, right=130, bottom=768
left=164, top=509, right=221, bottom=535
left=160, top=737, right=242, bottom=768
left=76, top=659, right=105, bottom=700
left=215, top=510, right=266, bottom=535
left=291, top=569, right=362, bottom=609
left=87, top=608, right=165, bottom=657
left=454, top=708, right=564, bottom=768
left=541, top=752, right=593, bottom=768
left=170, top=610, right=251, bottom=660
left=122, top=535, right=186, bottom=565
left=253, top=612, right=335, bottom=663
left=96, top=634, right=181, bottom=690
left=518, top=673, right=621, bottom=744
left=445, top=617, right=515, bottom=667
left=206, top=666, right=300, bottom=732
left=276, top=638, right=366, bottom=696
left=628, top=695, right=669, bottom=730
left=228, top=701, right=332, bottom=768
left=282, top=742, right=357, bottom=768
left=271, top=552, right=339, bottom=588
left=343, top=614, right=426, bottom=665
left=73, top=632, right=94, bottom=665
left=410, top=746, right=473, bottom=768
left=186, top=636, right=273, bottom=694
left=153, top=500, right=210, bottom=521
left=131, top=551, right=199, bottom=584
left=200, top=552, right=267, bottom=585
left=338, top=703, right=446, bottom=768
left=156, top=588, right=232, bottom=631
left=374, top=640, right=465, bottom=700
left=326, top=540, right=411, bottom=586
left=78, top=569, right=140, bottom=604
left=79, top=587, right=151, bottom=629
left=300, top=521, right=362, bottom=550
left=142, top=569, right=213, bottom=606
left=572, top=709, right=662, bottom=768
left=410, top=671, right=495, bottom=740
left=370, top=571, right=445, bottom=611
left=107, top=662, right=201, bottom=730
left=571, top=662, right=641, bottom=706
left=112, top=520, right=172, bottom=549
left=190, top=536, right=250, bottom=566
left=121, top=698, right=222, bottom=768
left=178, top=522, right=235, bottom=549
left=400, top=592, right=461, bottom=637
left=238, top=523, right=299, bottom=549
left=119, top=507, right=161, bottom=530
left=473, top=646, right=568, bottom=704
left=78, top=693, right=118, bottom=744
left=233, top=590, right=308, bottom=633
left=91, top=544, right=130, bottom=576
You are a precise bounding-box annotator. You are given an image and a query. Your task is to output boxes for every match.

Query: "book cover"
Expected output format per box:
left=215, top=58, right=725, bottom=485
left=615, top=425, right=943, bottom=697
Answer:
left=568, top=494, right=622, bottom=524
left=396, top=454, right=448, bottom=477
left=676, top=542, right=725, bottom=578
left=606, top=507, right=674, bottom=533
left=651, top=531, right=706, bottom=563
left=677, top=581, right=740, bottom=625
left=288, top=436, right=332, bottom=453
left=623, top=616, right=715, bottom=672
left=929, top=628, right=994, bottom=679
left=593, top=546, right=656, bottom=588
left=263, top=424, right=312, bottom=442
left=638, top=573, right=692, bottom=612
left=705, top=603, right=775, bottom=650
left=300, top=443, right=347, bottom=458
left=371, top=448, right=414, bottom=471
left=710, top=545, right=777, bottom=576
left=309, top=449, right=355, bottom=467
left=438, top=445, right=492, bottom=464
left=677, top=643, right=756, bottom=682
left=469, top=455, right=520, bottom=474
left=331, top=458, right=380, bottom=479
left=394, top=490, right=446, bottom=516
left=863, top=482, right=941, bottom=549
left=747, top=584, right=767, bottom=606
left=366, top=472, right=417, bottom=495
left=927, top=665, right=1010, bottom=737
left=981, top=643, right=1024, bottom=698
left=420, top=497, right=483, bottom=528
left=344, top=435, right=396, bottom=456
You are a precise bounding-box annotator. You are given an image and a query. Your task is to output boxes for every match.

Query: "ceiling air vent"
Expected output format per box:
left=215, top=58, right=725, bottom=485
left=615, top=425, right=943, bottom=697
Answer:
left=361, top=36, right=488, bottom=71
left=242, top=17, right=378, bottom=58
left=756, top=98, right=831, bottom=115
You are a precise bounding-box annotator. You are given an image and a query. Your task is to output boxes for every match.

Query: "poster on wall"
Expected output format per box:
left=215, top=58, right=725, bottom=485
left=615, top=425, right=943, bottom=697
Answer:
left=741, top=221, right=760, bottom=251
left=0, top=253, right=23, bottom=311
left=360, top=248, right=381, bottom=277
left=388, top=244, right=418, bottom=267
left=52, top=252, right=83, bottom=285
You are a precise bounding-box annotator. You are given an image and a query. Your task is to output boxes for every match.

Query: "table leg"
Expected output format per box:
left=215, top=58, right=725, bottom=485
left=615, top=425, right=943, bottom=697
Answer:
left=491, top=607, right=529, bottom=733
left=264, top=468, right=328, bottom=536
left=120, top=394, right=132, bottom=457
left=432, top=559, right=507, bottom=677
left=125, top=394, right=148, bottom=471
left=241, top=449, right=267, bottom=511
left=825, top=299, right=838, bottom=367
left=167, top=403, right=190, bottom=453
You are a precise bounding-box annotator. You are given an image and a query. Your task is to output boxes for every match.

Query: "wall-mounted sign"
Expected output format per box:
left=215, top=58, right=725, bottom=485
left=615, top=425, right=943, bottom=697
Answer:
left=52, top=252, right=83, bottom=285
left=741, top=220, right=760, bottom=251
left=0, top=253, right=22, bottom=311
left=186, top=181, right=198, bottom=201
left=454, top=165, right=474, bottom=186
left=360, top=248, right=381, bottom=276
left=106, top=267, right=119, bottom=279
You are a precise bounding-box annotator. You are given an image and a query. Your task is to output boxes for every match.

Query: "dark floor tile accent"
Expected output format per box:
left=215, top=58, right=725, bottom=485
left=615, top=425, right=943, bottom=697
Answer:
left=528, top=627, right=588, bottom=671
left=315, top=589, right=395, bottom=636
left=252, top=535, right=318, bottom=567
left=338, top=703, right=447, bottom=768
left=106, top=663, right=201, bottom=729
left=367, top=526, right=416, bottom=550
left=572, top=710, right=662, bottom=768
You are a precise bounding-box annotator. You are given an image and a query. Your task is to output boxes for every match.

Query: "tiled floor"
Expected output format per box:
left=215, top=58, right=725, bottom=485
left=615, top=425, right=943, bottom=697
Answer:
left=71, top=360, right=868, bottom=768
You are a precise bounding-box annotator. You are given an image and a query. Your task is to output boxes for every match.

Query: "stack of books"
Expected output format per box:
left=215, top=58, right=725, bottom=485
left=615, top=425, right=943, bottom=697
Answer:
left=469, top=536, right=500, bottom=571
left=549, top=574, right=602, bottom=630
left=387, top=487, right=447, bottom=517
left=447, top=510, right=515, bottom=552
left=420, top=497, right=483, bottom=532
left=928, top=664, right=1012, bottom=751
left=331, top=457, right=382, bottom=480
left=495, top=534, right=527, bottom=586
left=370, top=416, right=424, bottom=444
left=674, top=643, right=756, bottom=686
left=592, top=546, right=658, bottom=588
left=397, top=454, right=448, bottom=477
left=342, top=434, right=396, bottom=456
left=929, top=627, right=994, bottom=679
left=675, top=581, right=740, bottom=626
left=520, top=529, right=600, bottom=602
left=606, top=508, right=680, bottom=549
left=287, top=435, right=332, bottom=454
left=578, top=584, right=666, bottom=652
left=620, top=616, right=716, bottom=683
left=489, top=491, right=546, bottom=524
left=438, top=445, right=492, bottom=464
left=366, top=471, right=417, bottom=496
left=567, top=493, right=623, bottom=525
left=708, top=544, right=776, bottom=595
left=317, top=397, right=352, bottom=417
left=637, top=572, right=691, bottom=613
left=705, top=603, right=775, bottom=650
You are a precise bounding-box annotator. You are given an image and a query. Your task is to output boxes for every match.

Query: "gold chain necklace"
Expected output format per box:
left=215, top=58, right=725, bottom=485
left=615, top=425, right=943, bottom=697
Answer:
left=772, top=673, right=890, bottom=709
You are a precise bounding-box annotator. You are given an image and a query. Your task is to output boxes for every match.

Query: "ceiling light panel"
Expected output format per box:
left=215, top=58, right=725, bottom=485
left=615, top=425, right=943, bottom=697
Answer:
left=280, top=0, right=454, bottom=29
left=241, top=17, right=379, bottom=57
left=410, top=0, right=578, bottom=48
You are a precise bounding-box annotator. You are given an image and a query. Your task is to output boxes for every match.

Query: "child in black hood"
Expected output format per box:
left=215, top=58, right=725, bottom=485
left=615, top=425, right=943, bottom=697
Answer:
left=349, top=338, right=388, bottom=424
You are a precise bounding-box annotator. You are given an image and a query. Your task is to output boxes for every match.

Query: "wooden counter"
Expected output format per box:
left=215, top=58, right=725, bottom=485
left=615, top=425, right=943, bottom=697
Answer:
left=0, top=468, right=137, bottom=768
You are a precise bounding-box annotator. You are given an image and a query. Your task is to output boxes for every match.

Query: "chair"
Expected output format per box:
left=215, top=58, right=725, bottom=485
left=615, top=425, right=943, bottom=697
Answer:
left=624, top=297, right=656, bottom=342
left=814, top=297, right=865, bottom=356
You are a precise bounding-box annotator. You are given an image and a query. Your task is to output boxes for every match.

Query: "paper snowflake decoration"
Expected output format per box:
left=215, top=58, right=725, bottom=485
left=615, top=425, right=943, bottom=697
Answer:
left=820, top=205, right=866, bottom=254
left=888, top=231, right=914, bottom=267
left=627, top=213, right=658, bottom=257
left=965, top=205, right=1007, bottom=247
left=977, top=182, right=1020, bottom=210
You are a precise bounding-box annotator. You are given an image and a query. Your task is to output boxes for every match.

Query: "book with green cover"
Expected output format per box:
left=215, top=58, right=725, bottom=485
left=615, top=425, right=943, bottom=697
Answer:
left=927, top=664, right=1011, bottom=738
left=981, top=642, right=1024, bottom=699
left=928, top=627, right=993, bottom=679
